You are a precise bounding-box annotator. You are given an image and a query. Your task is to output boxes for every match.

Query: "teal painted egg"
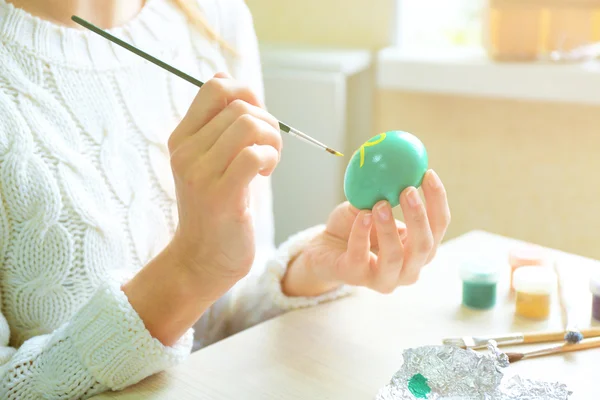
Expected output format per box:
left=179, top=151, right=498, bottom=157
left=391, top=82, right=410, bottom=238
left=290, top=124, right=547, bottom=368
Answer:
left=344, top=131, right=428, bottom=210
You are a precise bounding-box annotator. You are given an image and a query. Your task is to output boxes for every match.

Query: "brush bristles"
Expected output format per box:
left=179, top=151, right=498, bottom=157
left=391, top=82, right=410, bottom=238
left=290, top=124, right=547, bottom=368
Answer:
left=507, top=352, right=525, bottom=363
left=565, top=331, right=583, bottom=344
left=442, top=338, right=467, bottom=348
left=326, top=148, right=344, bottom=156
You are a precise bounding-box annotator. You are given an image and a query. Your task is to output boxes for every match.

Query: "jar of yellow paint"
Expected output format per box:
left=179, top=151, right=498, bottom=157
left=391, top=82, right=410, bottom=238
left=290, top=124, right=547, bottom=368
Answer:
left=508, top=245, right=549, bottom=293
left=513, top=266, right=556, bottom=320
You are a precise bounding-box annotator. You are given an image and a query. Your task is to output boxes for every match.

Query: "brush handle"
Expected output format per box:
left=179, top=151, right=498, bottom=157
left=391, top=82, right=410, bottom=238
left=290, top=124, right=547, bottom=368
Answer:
left=522, top=337, right=600, bottom=360
left=553, top=262, right=572, bottom=330
left=452, top=327, right=600, bottom=349
left=523, top=327, right=600, bottom=344
left=71, top=15, right=343, bottom=157
left=522, top=331, right=566, bottom=344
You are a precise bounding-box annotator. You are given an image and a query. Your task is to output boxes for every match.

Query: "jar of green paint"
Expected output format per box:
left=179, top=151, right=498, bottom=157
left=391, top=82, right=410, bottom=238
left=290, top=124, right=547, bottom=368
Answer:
left=460, top=261, right=499, bottom=310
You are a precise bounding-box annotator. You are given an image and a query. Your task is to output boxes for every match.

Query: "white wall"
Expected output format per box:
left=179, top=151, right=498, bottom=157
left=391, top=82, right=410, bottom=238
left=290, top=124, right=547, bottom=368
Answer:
left=261, top=47, right=373, bottom=244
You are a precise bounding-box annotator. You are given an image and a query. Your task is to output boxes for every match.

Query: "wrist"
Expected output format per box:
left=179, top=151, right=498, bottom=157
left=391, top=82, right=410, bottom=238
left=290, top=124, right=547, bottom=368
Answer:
left=281, top=249, right=342, bottom=297
left=168, top=234, right=247, bottom=291
left=165, top=240, right=244, bottom=300
left=122, top=242, right=236, bottom=346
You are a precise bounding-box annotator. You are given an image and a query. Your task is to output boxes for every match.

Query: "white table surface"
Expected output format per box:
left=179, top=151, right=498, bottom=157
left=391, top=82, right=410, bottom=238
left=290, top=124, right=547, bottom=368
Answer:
left=94, top=230, right=600, bottom=399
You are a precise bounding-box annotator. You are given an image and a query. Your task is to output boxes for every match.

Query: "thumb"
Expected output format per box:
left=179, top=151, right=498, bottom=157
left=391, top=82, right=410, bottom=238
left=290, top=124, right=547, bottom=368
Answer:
left=325, top=201, right=361, bottom=241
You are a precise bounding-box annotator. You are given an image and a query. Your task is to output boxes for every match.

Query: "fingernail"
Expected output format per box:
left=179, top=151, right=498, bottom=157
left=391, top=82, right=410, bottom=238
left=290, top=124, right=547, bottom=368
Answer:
left=363, top=213, right=372, bottom=226
left=376, top=203, right=391, bottom=221
left=407, top=188, right=420, bottom=208
left=428, top=169, right=441, bottom=189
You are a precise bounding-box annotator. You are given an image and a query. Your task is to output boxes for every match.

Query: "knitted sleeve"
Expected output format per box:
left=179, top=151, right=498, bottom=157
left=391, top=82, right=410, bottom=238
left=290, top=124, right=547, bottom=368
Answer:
left=0, top=281, right=194, bottom=399
left=215, top=0, right=354, bottom=336
left=0, top=95, right=193, bottom=399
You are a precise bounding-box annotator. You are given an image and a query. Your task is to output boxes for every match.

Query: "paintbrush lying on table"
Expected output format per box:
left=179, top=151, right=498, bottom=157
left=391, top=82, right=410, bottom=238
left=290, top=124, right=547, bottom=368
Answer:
left=554, top=261, right=583, bottom=344
left=443, top=327, right=600, bottom=349
left=506, top=336, right=600, bottom=363
left=70, top=15, right=344, bottom=158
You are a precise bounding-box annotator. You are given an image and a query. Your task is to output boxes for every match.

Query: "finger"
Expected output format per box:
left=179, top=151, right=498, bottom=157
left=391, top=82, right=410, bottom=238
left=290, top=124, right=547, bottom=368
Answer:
left=221, top=144, right=279, bottom=193
left=398, top=187, right=434, bottom=285
left=325, top=202, right=360, bottom=237
left=207, top=115, right=282, bottom=174
left=178, top=102, right=281, bottom=171
left=369, top=219, right=407, bottom=250
left=324, top=202, right=406, bottom=246
left=168, top=75, right=262, bottom=152
left=335, top=211, right=373, bottom=283
left=195, top=100, right=280, bottom=156
left=421, top=169, right=451, bottom=263
left=371, top=201, right=405, bottom=293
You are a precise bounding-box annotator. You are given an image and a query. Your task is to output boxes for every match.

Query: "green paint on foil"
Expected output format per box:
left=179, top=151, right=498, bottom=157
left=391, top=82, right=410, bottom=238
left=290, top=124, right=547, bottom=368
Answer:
left=408, top=373, right=431, bottom=399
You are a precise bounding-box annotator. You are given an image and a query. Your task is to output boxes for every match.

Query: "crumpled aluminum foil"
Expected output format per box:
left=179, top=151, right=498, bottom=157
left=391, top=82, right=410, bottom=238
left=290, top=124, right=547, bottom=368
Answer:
left=376, top=341, right=572, bottom=400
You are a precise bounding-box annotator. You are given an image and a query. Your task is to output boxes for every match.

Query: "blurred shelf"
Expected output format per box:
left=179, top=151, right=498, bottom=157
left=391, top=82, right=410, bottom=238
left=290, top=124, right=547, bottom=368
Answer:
left=377, top=47, right=600, bottom=105
left=260, top=43, right=372, bottom=76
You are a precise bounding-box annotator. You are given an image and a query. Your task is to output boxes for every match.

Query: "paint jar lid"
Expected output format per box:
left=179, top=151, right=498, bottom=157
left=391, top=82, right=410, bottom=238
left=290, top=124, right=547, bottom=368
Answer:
left=460, top=260, right=499, bottom=284
left=590, top=274, right=600, bottom=296
left=508, top=245, right=549, bottom=268
left=513, top=266, right=556, bottom=294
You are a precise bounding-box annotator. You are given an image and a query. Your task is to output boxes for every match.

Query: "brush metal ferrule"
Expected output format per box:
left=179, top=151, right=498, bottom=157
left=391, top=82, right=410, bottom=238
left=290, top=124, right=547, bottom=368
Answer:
left=444, top=333, right=525, bottom=349
left=472, top=333, right=525, bottom=349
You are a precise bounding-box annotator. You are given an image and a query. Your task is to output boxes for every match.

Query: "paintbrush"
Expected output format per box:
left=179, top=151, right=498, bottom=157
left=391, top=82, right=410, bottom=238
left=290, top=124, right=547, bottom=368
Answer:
left=553, top=261, right=583, bottom=344
left=506, top=336, right=600, bottom=363
left=70, top=15, right=344, bottom=158
left=443, top=327, right=600, bottom=349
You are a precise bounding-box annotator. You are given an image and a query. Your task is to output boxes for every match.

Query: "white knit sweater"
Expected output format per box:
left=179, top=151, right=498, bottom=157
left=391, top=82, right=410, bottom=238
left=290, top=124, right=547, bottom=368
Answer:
left=0, top=0, right=351, bottom=398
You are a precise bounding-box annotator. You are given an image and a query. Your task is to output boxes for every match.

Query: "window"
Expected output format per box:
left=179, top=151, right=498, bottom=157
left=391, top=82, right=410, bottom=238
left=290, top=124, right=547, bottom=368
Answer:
left=395, top=0, right=485, bottom=53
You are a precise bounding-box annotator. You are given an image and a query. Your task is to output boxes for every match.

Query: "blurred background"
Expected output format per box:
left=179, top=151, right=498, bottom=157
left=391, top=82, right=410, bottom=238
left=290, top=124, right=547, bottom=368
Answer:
left=245, top=0, right=600, bottom=260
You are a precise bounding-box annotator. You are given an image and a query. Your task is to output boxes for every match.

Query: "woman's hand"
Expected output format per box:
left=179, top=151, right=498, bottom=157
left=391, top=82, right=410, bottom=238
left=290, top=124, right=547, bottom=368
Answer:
left=281, top=170, right=450, bottom=297
left=124, top=72, right=282, bottom=345
left=167, top=72, right=282, bottom=284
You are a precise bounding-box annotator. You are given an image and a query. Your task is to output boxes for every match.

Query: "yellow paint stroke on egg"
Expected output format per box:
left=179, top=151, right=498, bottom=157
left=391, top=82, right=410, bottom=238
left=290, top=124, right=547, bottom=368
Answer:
left=359, top=132, right=386, bottom=167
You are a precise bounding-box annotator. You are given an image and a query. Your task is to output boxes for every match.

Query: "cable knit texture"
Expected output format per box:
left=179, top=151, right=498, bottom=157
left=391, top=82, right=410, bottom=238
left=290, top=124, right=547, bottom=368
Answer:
left=0, top=0, right=351, bottom=398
